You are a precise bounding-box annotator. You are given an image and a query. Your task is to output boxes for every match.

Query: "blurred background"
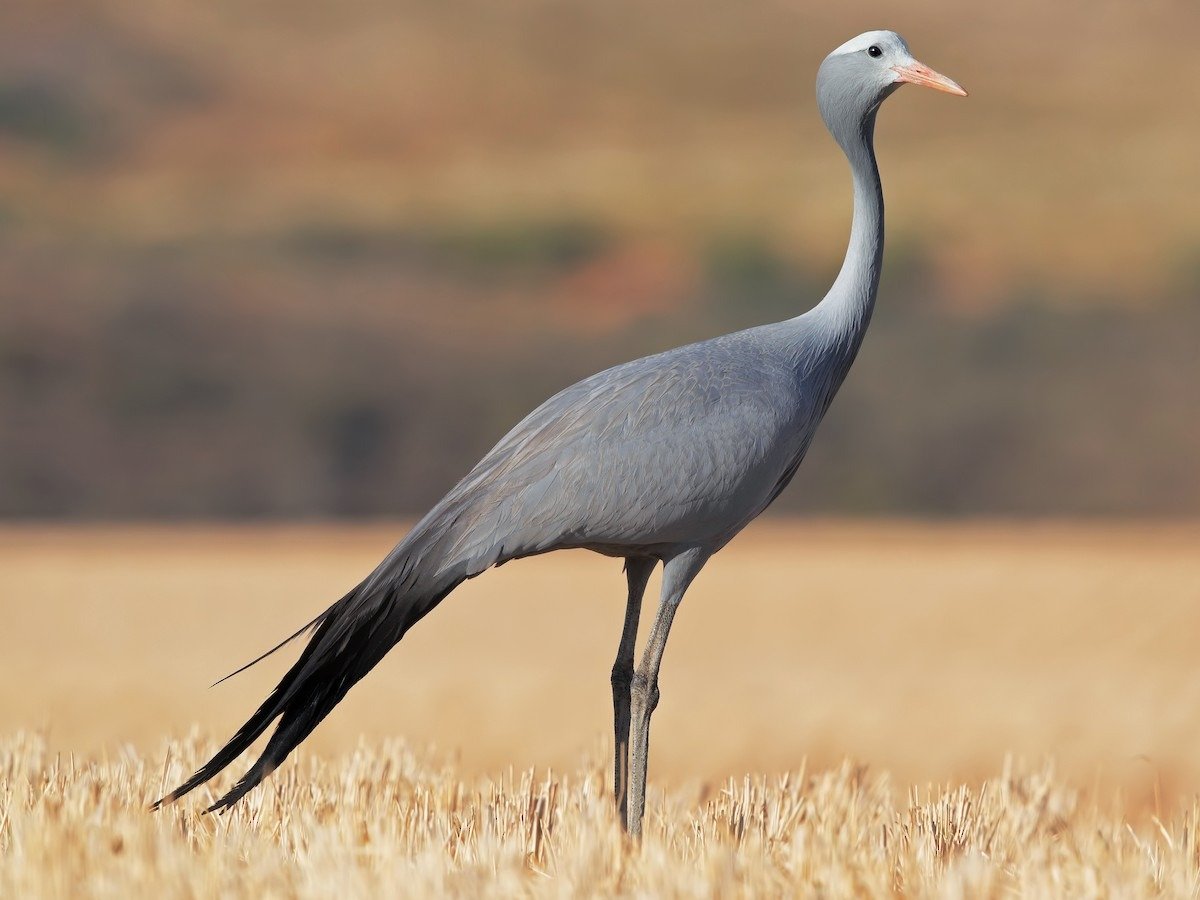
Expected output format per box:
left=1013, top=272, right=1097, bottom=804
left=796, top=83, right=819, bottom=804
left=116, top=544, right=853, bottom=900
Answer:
left=2, top=0, right=1200, bottom=806
left=2, top=0, right=1197, bottom=520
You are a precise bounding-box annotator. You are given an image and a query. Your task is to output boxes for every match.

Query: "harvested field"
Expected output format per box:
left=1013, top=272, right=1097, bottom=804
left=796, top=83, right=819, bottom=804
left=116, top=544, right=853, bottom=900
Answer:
left=7, top=733, right=1200, bottom=897
left=2, top=520, right=1200, bottom=895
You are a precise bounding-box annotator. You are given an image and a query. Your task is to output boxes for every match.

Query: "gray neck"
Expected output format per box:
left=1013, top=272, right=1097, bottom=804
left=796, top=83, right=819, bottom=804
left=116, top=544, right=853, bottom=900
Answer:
left=808, top=110, right=884, bottom=350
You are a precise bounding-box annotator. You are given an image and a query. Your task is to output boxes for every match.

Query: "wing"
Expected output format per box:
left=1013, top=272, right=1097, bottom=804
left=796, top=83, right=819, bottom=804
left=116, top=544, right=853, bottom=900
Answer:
left=406, top=329, right=811, bottom=579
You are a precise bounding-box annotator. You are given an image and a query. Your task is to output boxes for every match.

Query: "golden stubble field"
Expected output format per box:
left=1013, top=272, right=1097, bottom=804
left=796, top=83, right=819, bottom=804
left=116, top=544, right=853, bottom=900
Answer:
left=3, top=519, right=1200, bottom=896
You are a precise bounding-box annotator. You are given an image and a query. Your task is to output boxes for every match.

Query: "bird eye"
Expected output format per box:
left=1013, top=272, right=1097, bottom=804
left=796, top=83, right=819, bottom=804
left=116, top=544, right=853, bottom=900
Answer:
left=867, top=45, right=882, bottom=58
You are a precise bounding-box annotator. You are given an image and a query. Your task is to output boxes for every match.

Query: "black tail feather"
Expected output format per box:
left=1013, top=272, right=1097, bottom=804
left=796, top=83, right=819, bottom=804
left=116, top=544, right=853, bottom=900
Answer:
left=210, top=604, right=334, bottom=688
left=151, top=576, right=455, bottom=812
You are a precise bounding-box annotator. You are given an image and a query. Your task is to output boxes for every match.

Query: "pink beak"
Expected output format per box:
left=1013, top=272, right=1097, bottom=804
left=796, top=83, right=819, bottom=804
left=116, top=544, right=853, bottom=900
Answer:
left=891, top=60, right=967, bottom=97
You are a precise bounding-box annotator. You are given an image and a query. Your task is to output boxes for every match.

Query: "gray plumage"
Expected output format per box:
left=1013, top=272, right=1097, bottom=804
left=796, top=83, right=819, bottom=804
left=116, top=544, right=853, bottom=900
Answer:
left=153, top=30, right=965, bottom=837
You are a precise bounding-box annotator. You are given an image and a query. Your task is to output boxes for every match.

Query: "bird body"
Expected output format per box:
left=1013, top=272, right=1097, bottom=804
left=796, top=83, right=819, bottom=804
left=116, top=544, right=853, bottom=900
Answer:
left=407, top=320, right=845, bottom=567
left=155, top=29, right=965, bottom=838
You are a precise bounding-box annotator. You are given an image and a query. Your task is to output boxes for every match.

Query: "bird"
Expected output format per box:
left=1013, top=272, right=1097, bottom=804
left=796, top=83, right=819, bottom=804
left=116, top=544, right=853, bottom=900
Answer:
left=153, top=30, right=965, bottom=838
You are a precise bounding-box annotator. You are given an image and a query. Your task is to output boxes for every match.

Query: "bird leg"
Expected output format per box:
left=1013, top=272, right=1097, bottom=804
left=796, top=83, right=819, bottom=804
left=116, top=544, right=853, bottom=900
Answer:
left=625, top=546, right=709, bottom=838
left=611, top=557, right=654, bottom=825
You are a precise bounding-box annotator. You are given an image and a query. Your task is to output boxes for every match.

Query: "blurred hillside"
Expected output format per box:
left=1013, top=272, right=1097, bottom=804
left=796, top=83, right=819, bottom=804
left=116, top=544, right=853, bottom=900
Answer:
left=1, top=0, right=1197, bottom=517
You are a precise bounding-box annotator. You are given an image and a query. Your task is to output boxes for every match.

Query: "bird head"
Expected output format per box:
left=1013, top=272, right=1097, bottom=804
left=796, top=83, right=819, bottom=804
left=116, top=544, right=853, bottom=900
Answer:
left=817, top=31, right=965, bottom=148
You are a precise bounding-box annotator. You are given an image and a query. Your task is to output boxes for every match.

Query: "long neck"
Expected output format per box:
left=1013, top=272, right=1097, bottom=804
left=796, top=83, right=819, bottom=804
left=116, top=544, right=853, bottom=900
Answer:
left=808, top=113, right=884, bottom=350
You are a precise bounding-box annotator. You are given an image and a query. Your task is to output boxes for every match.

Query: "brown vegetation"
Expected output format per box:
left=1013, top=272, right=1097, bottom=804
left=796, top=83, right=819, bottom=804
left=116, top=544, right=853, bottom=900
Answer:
left=3, top=0, right=1197, bottom=286
left=1, top=1, right=1198, bottom=517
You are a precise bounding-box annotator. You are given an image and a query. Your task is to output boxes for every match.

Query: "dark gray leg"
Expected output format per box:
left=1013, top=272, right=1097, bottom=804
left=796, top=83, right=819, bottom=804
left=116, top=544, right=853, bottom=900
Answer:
left=611, top=557, right=655, bottom=825
left=626, top=546, right=710, bottom=838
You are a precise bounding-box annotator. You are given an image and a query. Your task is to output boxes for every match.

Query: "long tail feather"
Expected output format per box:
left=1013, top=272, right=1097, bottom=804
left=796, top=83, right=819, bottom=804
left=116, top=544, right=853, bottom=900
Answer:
left=211, top=604, right=334, bottom=688
left=151, top=574, right=454, bottom=812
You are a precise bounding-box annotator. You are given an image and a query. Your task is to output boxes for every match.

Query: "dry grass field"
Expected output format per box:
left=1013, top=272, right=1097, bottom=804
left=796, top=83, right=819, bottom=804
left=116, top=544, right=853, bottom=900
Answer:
left=9, top=737, right=1200, bottom=898
left=3, top=519, right=1200, bottom=896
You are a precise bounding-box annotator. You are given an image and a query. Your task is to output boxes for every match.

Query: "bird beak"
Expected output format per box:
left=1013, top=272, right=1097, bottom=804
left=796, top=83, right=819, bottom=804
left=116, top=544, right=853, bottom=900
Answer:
left=890, top=60, right=967, bottom=97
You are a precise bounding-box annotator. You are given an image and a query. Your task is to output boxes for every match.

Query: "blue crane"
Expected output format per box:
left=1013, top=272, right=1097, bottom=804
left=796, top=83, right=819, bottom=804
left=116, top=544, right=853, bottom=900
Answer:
left=154, top=30, right=965, bottom=838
